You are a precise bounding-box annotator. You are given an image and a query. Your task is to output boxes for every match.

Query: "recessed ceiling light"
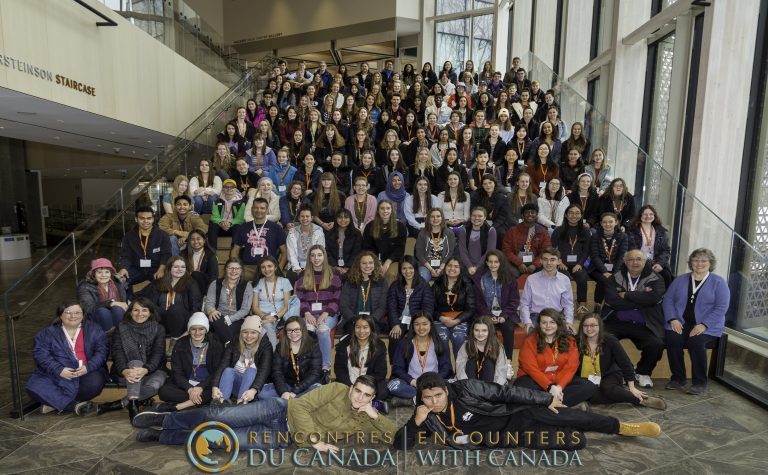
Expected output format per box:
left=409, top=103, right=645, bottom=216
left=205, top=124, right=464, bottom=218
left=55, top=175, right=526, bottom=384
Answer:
left=147, top=140, right=152, bottom=143
left=96, top=144, right=102, bottom=147
left=57, top=119, right=65, bottom=123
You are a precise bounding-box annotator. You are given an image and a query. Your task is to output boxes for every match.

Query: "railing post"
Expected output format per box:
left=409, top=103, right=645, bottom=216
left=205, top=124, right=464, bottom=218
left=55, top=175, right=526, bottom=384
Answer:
left=120, top=188, right=126, bottom=235
left=5, top=315, right=23, bottom=420
left=71, top=232, right=78, bottom=287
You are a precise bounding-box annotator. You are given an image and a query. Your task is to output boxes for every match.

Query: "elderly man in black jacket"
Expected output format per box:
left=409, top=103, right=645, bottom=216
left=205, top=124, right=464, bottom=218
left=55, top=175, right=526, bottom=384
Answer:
left=601, top=249, right=667, bottom=390
left=394, top=373, right=660, bottom=451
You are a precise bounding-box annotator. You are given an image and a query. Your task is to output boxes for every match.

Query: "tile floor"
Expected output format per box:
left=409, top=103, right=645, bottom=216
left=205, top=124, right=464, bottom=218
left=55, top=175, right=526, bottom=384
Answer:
left=0, top=379, right=766, bottom=474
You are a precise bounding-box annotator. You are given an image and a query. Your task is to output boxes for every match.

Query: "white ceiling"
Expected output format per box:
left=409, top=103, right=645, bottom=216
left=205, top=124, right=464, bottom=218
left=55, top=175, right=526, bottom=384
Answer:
left=0, top=87, right=175, bottom=178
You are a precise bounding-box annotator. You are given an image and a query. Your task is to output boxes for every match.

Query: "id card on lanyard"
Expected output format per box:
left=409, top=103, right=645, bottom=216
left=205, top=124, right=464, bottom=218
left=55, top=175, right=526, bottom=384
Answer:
left=63, top=326, right=83, bottom=368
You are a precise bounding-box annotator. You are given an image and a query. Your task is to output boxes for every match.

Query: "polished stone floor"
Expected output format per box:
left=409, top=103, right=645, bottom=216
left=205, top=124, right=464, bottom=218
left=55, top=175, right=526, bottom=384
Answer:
left=0, top=379, right=766, bottom=474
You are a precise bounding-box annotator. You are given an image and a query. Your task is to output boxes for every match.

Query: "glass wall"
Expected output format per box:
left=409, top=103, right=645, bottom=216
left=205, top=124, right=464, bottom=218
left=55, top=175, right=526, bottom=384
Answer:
left=591, top=0, right=614, bottom=59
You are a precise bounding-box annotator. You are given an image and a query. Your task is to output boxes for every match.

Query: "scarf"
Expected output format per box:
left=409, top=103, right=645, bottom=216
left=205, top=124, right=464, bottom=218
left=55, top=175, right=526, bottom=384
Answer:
left=97, top=279, right=120, bottom=302
left=221, top=191, right=243, bottom=222
left=386, top=171, right=407, bottom=204
left=118, top=319, right=160, bottom=363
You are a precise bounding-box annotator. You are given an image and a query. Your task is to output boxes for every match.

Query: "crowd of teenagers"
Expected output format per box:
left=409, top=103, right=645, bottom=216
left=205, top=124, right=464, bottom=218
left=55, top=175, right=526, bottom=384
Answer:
left=27, top=58, right=731, bottom=452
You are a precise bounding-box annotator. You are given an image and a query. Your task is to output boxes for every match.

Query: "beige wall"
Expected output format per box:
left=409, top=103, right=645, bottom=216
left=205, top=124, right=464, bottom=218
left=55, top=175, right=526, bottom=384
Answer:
left=0, top=0, right=228, bottom=137
left=224, top=0, right=396, bottom=45
left=184, top=0, right=225, bottom=38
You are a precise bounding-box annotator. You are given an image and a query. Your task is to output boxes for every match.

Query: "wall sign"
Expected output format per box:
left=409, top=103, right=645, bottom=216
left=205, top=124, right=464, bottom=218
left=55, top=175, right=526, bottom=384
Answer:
left=0, top=52, right=96, bottom=97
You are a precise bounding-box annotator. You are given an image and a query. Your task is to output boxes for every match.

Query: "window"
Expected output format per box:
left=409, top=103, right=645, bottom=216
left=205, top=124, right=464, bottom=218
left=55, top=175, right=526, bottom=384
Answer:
left=590, top=0, right=614, bottom=60
left=434, top=0, right=495, bottom=73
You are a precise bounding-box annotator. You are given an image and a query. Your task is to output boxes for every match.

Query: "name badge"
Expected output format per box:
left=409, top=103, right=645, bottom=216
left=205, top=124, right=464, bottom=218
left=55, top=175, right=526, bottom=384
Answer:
left=278, top=185, right=287, bottom=192
left=539, top=181, right=546, bottom=190
left=588, top=375, right=601, bottom=386
left=359, top=311, right=371, bottom=317
left=518, top=218, right=523, bottom=223
left=517, top=159, right=524, bottom=166
left=491, top=309, right=502, bottom=317
left=566, top=254, right=577, bottom=263
left=254, top=247, right=264, bottom=256
left=152, top=247, right=161, bottom=254
left=401, top=315, right=412, bottom=326
left=140, top=259, right=152, bottom=268
left=521, top=252, right=533, bottom=263
left=604, top=263, right=613, bottom=272
left=188, top=379, right=200, bottom=387
left=430, top=259, right=441, bottom=268
left=544, top=365, right=559, bottom=373
left=337, top=258, right=345, bottom=267
left=311, top=302, right=323, bottom=312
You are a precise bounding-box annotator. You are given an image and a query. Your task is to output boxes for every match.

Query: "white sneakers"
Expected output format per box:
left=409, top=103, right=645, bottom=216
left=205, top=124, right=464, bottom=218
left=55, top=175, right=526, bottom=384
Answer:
left=636, top=374, right=653, bottom=388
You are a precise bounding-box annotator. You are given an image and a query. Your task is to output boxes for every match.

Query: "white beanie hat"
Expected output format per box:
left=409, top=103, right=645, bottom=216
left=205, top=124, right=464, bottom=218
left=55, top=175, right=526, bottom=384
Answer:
left=241, top=315, right=263, bottom=333
left=187, top=312, right=210, bottom=332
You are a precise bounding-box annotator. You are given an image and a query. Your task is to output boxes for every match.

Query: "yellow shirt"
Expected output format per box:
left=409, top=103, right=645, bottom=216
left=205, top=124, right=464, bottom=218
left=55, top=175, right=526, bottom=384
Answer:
left=580, top=352, right=601, bottom=379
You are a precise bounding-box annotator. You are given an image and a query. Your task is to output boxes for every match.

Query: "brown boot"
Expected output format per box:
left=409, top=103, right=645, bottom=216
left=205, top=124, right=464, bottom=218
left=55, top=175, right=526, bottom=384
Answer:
left=640, top=395, right=667, bottom=410
left=619, top=421, right=661, bottom=437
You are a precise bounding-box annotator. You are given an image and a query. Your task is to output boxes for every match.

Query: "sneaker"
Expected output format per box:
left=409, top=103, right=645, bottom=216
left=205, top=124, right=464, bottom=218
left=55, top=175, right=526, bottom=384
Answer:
left=619, top=421, right=661, bottom=437
left=571, top=401, right=591, bottom=412
left=506, top=361, right=515, bottom=380
left=74, top=401, right=93, bottom=416
left=686, top=384, right=707, bottom=395
left=321, top=369, right=331, bottom=385
left=665, top=380, right=686, bottom=391
left=135, top=428, right=162, bottom=443
left=636, top=374, right=653, bottom=388
left=40, top=405, right=56, bottom=415
left=640, top=396, right=667, bottom=410
left=132, top=411, right=168, bottom=429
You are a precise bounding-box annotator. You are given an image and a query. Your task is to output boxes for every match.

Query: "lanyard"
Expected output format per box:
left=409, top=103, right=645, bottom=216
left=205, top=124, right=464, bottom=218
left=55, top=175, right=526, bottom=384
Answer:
left=640, top=225, right=654, bottom=248
left=540, top=164, right=549, bottom=181
left=252, top=220, right=268, bottom=243
left=191, top=344, right=207, bottom=379
left=436, top=402, right=463, bottom=435
left=477, top=166, right=487, bottom=183
left=613, top=198, right=625, bottom=213
left=305, top=169, right=312, bottom=190
left=279, top=164, right=291, bottom=185
left=551, top=343, right=559, bottom=363
left=476, top=351, right=486, bottom=378
left=416, top=339, right=432, bottom=370
left=240, top=175, right=250, bottom=192
left=568, top=235, right=578, bottom=252
left=602, top=237, right=616, bottom=261
left=290, top=351, right=301, bottom=381
left=450, top=193, right=458, bottom=211
left=691, top=272, right=710, bottom=303
left=517, top=194, right=528, bottom=208
left=266, top=278, right=279, bottom=312
left=355, top=194, right=367, bottom=221
left=627, top=274, right=640, bottom=291
left=580, top=194, right=588, bottom=210
left=225, top=281, right=238, bottom=308
left=586, top=345, right=599, bottom=375
left=360, top=280, right=371, bottom=308
left=430, top=231, right=443, bottom=258
left=62, top=326, right=82, bottom=357
left=446, top=289, right=458, bottom=309
left=138, top=230, right=150, bottom=258
left=313, top=276, right=321, bottom=303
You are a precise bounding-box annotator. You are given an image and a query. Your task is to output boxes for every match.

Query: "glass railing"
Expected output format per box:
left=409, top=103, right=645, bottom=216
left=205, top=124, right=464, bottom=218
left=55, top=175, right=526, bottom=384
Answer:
left=96, top=0, right=245, bottom=86
left=525, top=52, right=768, bottom=398
left=1, top=57, right=276, bottom=417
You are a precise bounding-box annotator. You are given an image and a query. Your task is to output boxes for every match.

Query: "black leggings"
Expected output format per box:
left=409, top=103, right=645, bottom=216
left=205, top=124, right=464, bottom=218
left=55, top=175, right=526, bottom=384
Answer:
left=495, top=318, right=517, bottom=359
left=514, top=375, right=597, bottom=407
left=502, top=406, right=620, bottom=449
left=158, top=383, right=214, bottom=405
left=588, top=372, right=641, bottom=405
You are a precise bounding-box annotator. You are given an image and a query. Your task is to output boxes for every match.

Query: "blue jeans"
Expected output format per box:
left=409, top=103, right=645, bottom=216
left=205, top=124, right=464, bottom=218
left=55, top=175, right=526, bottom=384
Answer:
left=169, top=236, right=184, bottom=257
left=418, top=265, right=435, bottom=283
left=218, top=367, right=257, bottom=399
left=308, top=315, right=337, bottom=368
left=193, top=194, right=217, bottom=214
left=434, top=321, right=468, bottom=358
left=387, top=378, right=417, bottom=399
left=91, top=306, right=125, bottom=332
left=159, top=397, right=290, bottom=448
left=257, top=383, right=321, bottom=400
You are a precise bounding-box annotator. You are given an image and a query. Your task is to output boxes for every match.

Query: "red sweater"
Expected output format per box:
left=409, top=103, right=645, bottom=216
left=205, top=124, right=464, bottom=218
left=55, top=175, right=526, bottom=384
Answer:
left=517, top=333, right=579, bottom=389
left=502, top=224, right=551, bottom=268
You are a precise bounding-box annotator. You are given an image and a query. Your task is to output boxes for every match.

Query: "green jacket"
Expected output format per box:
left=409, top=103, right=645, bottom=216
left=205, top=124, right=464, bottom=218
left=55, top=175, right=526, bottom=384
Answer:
left=287, top=382, right=395, bottom=446
left=211, top=198, right=246, bottom=225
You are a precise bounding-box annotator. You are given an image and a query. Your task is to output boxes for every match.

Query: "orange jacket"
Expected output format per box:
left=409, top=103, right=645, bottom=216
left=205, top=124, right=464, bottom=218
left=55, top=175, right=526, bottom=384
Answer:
left=517, top=333, right=579, bottom=389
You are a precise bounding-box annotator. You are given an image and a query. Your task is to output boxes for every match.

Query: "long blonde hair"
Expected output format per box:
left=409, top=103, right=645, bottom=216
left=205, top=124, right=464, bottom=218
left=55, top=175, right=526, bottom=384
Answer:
left=370, top=200, right=400, bottom=239
left=238, top=327, right=262, bottom=356
left=171, top=175, right=190, bottom=199
left=299, top=245, right=334, bottom=290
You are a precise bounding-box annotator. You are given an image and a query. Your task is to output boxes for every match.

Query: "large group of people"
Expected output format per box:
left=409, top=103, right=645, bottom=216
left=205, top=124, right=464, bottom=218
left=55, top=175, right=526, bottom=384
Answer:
left=27, top=58, right=731, bottom=454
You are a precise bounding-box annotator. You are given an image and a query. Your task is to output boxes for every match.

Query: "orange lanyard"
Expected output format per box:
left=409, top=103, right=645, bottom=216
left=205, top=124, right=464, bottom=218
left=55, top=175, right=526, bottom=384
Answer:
left=552, top=344, right=559, bottom=363
left=517, top=141, right=524, bottom=157
left=580, top=195, right=588, bottom=209
left=226, top=285, right=236, bottom=308
left=355, top=194, right=367, bottom=219
left=266, top=278, right=278, bottom=312
left=279, top=164, right=291, bottom=185
left=436, top=402, right=463, bottom=435
left=138, top=230, right=150, bottom=258
left=568, top=235, right=578, bottom=252
left=640, top=225, right=654, bottom=247
left=313, top=278, right=321, bottom=303
left=416, top=339, right=432, bottom=370
left=585, top=346, right=599, bottom=374
left=613, top=198, right=625, bottom=213
left=477, top=167, right=487, bottom=183
left=476, top=351, right=486, bottom=378
left=360, top=281, right=371, bottom=308
left=166, top=291, right=175, bottom=310
left=191, top=344, right=207, bottom=379
left=450, top=192, right=458, bottom=211
left=240, top=175, right=250, bottom=193
left=540, top=164, right=549, bottom=181
left=602, top=237, right=616, bottom=260
left=446, top=290, right=458, bottom=309
left=305, top=169, right=312, bottom=190
left=431, top=231, right=443, bottom=254
left=194, top=250, right=205, bottom=272
left=517, top=194, right=528, bottom=208
left=289, top=351, right=301, bottom=381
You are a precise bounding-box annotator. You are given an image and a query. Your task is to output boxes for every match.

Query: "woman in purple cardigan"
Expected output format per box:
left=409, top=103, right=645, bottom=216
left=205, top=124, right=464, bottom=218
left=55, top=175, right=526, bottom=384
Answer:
left=473, top=249, right=520, bottom=367
left=662, top=248, right=730, bottom=395
left=293, top=244, right=342, bottom=384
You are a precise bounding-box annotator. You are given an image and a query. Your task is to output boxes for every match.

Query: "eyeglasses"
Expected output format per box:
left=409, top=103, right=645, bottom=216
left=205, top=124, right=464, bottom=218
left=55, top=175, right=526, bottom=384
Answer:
left=286, top=328, right=302, bottom=334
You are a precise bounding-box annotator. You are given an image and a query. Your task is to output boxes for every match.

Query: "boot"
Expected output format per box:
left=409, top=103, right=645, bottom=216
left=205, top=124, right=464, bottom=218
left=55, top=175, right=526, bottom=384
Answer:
left=127, top=399, right=140, bottom=421
left=96, top=400, right=123, bottom=416
left=619, top=421, right=661, bottom=437
left=640, top=395, right=667, bottom=410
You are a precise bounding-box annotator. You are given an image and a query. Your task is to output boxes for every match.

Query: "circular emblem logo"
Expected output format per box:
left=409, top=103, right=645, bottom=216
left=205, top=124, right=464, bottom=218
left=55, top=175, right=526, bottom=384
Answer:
left=186, top=421, right=240, bottom=473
